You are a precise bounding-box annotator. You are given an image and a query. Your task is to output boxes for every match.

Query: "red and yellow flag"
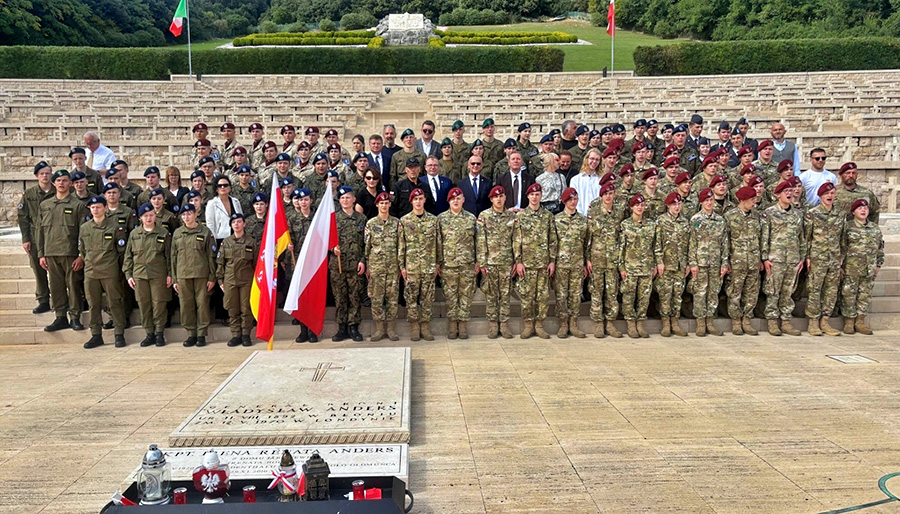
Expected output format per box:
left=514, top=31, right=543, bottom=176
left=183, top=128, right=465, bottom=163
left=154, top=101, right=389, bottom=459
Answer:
left=250, top=178, right=291, bottom=349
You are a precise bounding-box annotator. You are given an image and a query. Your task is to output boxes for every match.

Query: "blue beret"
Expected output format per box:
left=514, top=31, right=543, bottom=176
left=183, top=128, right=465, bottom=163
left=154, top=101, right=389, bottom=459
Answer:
left=105, top=168, right=119, bottom=179
left=190, top=169, right=205, bottom=180
left=312, top=153, right=327, bottom=164
left=137, top=203, right=154, bottom=216
left=673, top=124, right=688, bottom=134
left=86, top=195, right=106, bottom=206
left=503, top=138, right=517, bottom=149
left=230, top=212, right=244, bottom=221
left=647, top=119, right=658, bottom=127
left=71, top=171, right=86, bottom=181
left=575, top=125, right=590, bottom=136
left=634, top=119, right=647, bottom=128
left=295, top=187, right=311, bottom=198
left=549, top=128, right=561, bottom=136
left=198, top=156, right=215, bottom=166
left=663, top=124, right=675, bottom=132
left=180, top=203, right=196, bottom=213
left=338, top=185, right=354, bottom=197
left=68, top=147, right=86, bottom=157
left=599, top=126, right=612, bottom=136
left=289, top=188, right=303, bottom=199
left=326, top=169, right=339, bottom=178
left=540, top=134, right=553, bottom=144
left=353, top=152, right=368, bottom=162
left=236, top=165, right=252, bottom=174
left=589, top=129, right=600, bottom=138
left=143, top=166, right=160, bottom=177
left=517, top=122, right=531, bottom=132
left=279, top=176, right=295, bottom=187
left=252, top=192, right=268, bottom=204
left=612, top=124, right=626, bottom=133
left=186, top=189, right=201, bottom=200
left=102, top=182, right=119, bottom=192
left=33, top=161, right=50, bottom=174
left=150, top=188, right=165, bottom=198
left=275, top=153, right=291, bottom=163
left=698, top=137, right=710, bottom=145
left=112, top=159, right=127, bottom=168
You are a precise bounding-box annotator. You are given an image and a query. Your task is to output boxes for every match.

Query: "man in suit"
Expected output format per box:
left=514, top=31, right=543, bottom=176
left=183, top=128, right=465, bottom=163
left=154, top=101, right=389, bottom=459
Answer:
left=497, top=151, right=535, bottom=213
left=686, top=114, right=704, bottom=150
left=420, top=156, right=452, bottom=215
left=458, top=154, right=492, bottom=216
left=368, top=134, right=391, bottom=189
left=415, top=120, right=442, bottom=160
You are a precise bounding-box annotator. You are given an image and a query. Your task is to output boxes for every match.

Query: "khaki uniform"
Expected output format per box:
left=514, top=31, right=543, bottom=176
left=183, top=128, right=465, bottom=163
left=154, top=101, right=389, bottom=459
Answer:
left=73, top=167, right=104, bottom=196
left=137, top=188, right=178, bottom=213
left=37, top=194, right=89, bottom=319
left=834, top=184, right=880, bottom=224
left=476, top=208, right=516, bottom=323
left=219, top=139, right=241, bottom=174
left=79, top=216, right=126, bottom=335
left=804, top=205, right=845, bottom=318
left=17, top=184, right=54, bottom=305
left=619, top=217, right=661, bottom=321
left=761, top=204, right=806, bottom=320
left=438, top=209, right=477, bottom=322
left=248, top=140, right=266, bottom=173
left=330, top=209, right=367, bottom=325
left=364, top=216, right=401, bottom=322
left=724, top=207, right=763, bottom=319
left=124, top=225, right=172, bottom=333
left=513, top=207, right=558, bottom=323
left=155, top=208, right=180, bottom=235
left=587, top=207, right=622, bottom=322
left=552, top=210, right=588, bottom=320
left=689, top=211, right=729, bottom=319
left=216, top=233, right=259, bottom=337
left=172, top=224, right=217, bottom=337
left=398, top=212, right=442, bottom=323
left=654, top=212, right=690, bottom=317
left=841, top=219, right=884, bottom=318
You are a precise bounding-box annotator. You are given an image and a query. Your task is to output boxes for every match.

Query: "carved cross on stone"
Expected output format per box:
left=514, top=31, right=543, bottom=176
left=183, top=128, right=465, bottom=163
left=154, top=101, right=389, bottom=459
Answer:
left=300, top=362, right=345, bottom=382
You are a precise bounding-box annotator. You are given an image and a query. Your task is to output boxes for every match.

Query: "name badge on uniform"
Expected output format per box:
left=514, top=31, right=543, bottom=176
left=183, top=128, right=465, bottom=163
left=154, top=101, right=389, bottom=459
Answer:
left=104, top=233, right=113, bottom=240
left=156, top=236, right=166, bottom=243
left=162, top=222, right=170, bottom=228
left=64, top=208, right=73, bottom=214
left=245, top=245, right=254, bottom=252
left=88, top=182, right=96, bottom=188
left=195, top=235, right=205, bottom=241
left=118, top=217, right=126, bottom=224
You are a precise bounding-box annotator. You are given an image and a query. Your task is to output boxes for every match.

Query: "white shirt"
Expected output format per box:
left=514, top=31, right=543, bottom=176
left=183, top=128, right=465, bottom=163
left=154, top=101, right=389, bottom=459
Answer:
left=85, top=144, right=116, bottom=172
left=422, top=140, right=433, bottom=156
left=799, top=168, right=837, bottom=206
left=370, top=152, right=383, bottom=173
left=570, top=172, right=601, bottom=215
left=427, top=174, right=440, bottom=202
left=508, top=171, right=523, bottom=209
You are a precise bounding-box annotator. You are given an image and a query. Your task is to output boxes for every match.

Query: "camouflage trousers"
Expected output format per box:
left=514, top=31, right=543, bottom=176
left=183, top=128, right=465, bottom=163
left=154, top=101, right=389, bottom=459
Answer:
left=482, top=265, right=513, bottom=322
left=553, top=267, right=583, bottom=319
left=692, top=267, right=723, bottom=319
left=516, top=267, right=551, bottom=321
left=727, top=265, right=760, bottom=319
left=589, top=268, right=619, bottom=321
left=841, top=274, right=876, bottom=318
left=764, top=262, right=799, bottom=320
left=805, top=259, right=841, bottom=318
left=368, top=269, right=399, bottom=321
left=622, top=273, right=652, bottom=321
left=442, top=266, right=476, bottom=321
left=655, top=269, right=685, bottom=317
left=404, top=272, right=435, bottom=323
left=329, top=265, right=362, bottom=324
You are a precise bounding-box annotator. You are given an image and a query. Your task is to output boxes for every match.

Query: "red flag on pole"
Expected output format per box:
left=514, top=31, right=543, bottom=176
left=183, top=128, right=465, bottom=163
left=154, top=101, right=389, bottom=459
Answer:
left=250, top=178, right=291, bottom=349
left=283, top=182, right=338, bottom=335
left=607, top=0, right=615, bottom=37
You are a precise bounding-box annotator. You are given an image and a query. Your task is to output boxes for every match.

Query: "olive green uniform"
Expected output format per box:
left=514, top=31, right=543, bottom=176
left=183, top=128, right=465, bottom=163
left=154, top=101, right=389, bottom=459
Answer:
left=389, top=149, right=427, bottom=185
left=438, top=209, right=478, bottom=322
left=216, top=233, right=259, bottom=337
left=37, top=194, right=89, bottom=319
left=124, top=225, right=172, bottom=334
left=79, top=216, right=126, bottom=335
left=330, top=209, right=367, bottom=325
left=172, top=224, right=217, bottom=337
left=17, top=184, right=54, bottom=306
left=137, top=188, right=178, bottom=213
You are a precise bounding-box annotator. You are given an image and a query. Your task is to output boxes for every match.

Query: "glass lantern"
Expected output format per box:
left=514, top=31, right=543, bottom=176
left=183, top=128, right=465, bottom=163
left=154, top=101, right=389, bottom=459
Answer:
left=137, top=444, right=171, bottom=505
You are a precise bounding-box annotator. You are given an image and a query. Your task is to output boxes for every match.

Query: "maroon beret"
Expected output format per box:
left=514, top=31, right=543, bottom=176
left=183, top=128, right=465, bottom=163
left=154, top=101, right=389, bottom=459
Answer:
left=664, top=192, right=682, bottom=205
left=619, top=164, right=635, bottom=177
left=280, top=125, right=296, bottom=134
left=757, top=139, right=773, bottom=151
left=851, top=198, right=868, bottom=212
left=663, top=156, right=680, bottom=169
left=737, top=145, right=754, bottom=157
left=194, top=139, right=211, bottom=147
left=777, top=159, right=793, bottom=173
left=249, top=123, right=264, bottom=131
left=298, top=141, right=311, bottom=149
left=602, top=147, right=617, bottom=158
left=674, top=172, right=692, bottom=185
left=599, top=172, right=616, bottom=185
left=663, top=144, right=679, bottom=157
left=698, top=188, right=714, bottom=202
left=631, top=141, right=646, bottom=155
left=600, top=182, right=616, bottom=196
left=735, top=186, right=756, bottom=201
left=629, top=194, right=646, bottom=207
left=326, top=129, right=339, bottom=137
left=740, top=164, right=757, bottom=176
left=192, top=123, right=208, bottom=132
left=262, top=141, right=277, bottom=151
left=376, top=192, right=390, bottom=203
left=233, top=146, right=247, bottom=156
left=817, top=182, right=835, bottom=197
left=561, top=187, right=577, bottom=203
left=526, top=183, right=542, bottom=195
left=409, top=188, right=425, bottom=201
left=839, top=162, right=858, bottom=174
left=748, top=175, right=764, bottom=187
left=488, top=185, right=505, bottom=199
left=608, top=138, right=624, bottom=150
left=788, top=176, right=802, bottom=188
left=774, top=181, right=792, bottom=195
left=641, top=168, right=659, bottom=181
left=220, top=122, right=235, bottom=131
left=305, top=126, right=320, bottom=134
left=328, top=143, right=341, bottom=151
left=447, top=187, right=463, bottom=201
left=709, top=175, right=727, bottom=188
left=702, top=155, right=717, bottom=170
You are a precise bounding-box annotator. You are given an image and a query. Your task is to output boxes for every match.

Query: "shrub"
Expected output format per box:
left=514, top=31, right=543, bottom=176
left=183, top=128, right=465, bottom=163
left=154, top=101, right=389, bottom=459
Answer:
left=367, top=37, right=384, bottom=48
left=258, top=20, right=278, bottom=33
left=438, top=8, right=509, bottom=26
left=440, top=31, right=578, bottom=45
left=428, top=37, right=445, bottom=48
left=318, top=19, right=336, bottom=32
left=340, top=12, right=378, bottom=31
left=633, top=38, right=900, bottom=76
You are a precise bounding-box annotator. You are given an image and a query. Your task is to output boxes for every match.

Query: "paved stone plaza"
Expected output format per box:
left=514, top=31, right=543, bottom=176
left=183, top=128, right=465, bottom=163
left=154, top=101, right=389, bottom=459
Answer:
left=1, top=334, right=900, bottom=514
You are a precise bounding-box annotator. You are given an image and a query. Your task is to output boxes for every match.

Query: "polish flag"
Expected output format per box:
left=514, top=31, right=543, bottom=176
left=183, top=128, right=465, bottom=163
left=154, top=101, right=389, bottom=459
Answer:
left=250, top=176, right=291, bottom=349
left=169, top=0, right=186, bottom=37
left=607, top=0, right=615, bottom=37
left=283, top=182, right=338, bottom=335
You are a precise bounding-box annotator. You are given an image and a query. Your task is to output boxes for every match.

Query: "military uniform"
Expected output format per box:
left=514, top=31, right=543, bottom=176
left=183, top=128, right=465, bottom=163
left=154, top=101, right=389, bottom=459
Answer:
left=587, top=207, right=623, bottom=332
left=365, top=215, right=401, bottom=326
left=619, top=217, right=660, bottom=322
left=689, top=210, right=729, bottom=322
left=654, top=211, right=690, bottom=320
left=245, top=215, right=266, bottom=244
left=172, top=223, right=217, bottom=338
left=753, top=159, right=779, bottom=187
left=305, top=173, right=330, bottom=209
left=153, top=208, right=178, bottom=234
left=124, top=225, right=172, bottom=335
left=330, top=209, right=367, bottom=326
left=761, top=204, right=806, bottom=322
left=37, top=193, right=89, bottom=320
left=482, top=139, right=504, bottom=167
left=248, top=141, right=266, bottom=172
left=804, top=204, right=845, bottom=322
left=398, top=211, right=442, bottom=333
left=137, top=188, right=178, bottom=213
left=476, top=207, right=516, bottom=327
left=841, top=219, right=884, bottom=320
left=17, top=184, right=54, bottom=307
left=725, top=207, right=763, bottom=322
left=216, top=233, right=258, bottom=339
left=438, top=209, right=477, bottom=332
left=389, top=149, right=427, bottom=185
left=553, top=210, right=588, bottom=336
left=219, top=139, right=241, bottom=174
left=834, top=185, right=880, bottom=224
left=79, top=215, right=126, bottom=336
left=642, top=190, right=666, bottom=220
left=513, top=206, right=558, bottom=332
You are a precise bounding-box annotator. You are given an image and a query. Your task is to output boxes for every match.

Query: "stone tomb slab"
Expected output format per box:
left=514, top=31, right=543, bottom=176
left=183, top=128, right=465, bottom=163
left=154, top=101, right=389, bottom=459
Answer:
left=127, top=444, right=409, bottom=483
left=169, top=348, right=411, bottom=447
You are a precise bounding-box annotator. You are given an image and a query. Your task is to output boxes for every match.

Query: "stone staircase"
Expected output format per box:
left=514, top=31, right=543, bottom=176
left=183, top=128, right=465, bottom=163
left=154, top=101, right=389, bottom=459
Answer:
left=1, top=229, right=898, bottom=346
left=353, top=88, right=436, bottom=137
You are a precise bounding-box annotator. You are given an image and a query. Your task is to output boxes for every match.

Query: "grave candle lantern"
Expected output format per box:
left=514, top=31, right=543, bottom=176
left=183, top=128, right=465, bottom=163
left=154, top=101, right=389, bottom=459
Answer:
left=302, top=452, right=331, bottom=501
left=137, top=444, right=171, bottom=505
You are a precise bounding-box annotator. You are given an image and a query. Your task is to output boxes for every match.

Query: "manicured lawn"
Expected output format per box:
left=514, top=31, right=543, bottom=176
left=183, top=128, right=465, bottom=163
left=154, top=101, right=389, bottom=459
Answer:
left=171, top=38, right=231, bottom=50
left=453, top=21, right=686, bottom=71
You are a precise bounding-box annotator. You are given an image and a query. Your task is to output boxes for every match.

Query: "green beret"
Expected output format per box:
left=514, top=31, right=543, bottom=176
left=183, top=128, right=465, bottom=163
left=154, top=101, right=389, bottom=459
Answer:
left=401, top=128, right=415, bottom=139
left=440, top=137, right=452, bottom=147
left=481, top=118, right=494, bottom=129
left=451, top=120, right=464, bottom=131
left=51, top=169, right=70, bottom=182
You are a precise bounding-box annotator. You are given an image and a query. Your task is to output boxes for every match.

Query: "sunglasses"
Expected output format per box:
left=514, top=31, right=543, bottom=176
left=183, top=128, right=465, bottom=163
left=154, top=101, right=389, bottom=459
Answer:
left=422, top=129, right=434, bottom=134
left=470, top=162, right=483, bottom=166
left=365, top=176, right=377, bottom=180
left=812, top=156, right=827, bottom=161
left=217, top=183, right=231, bottom=188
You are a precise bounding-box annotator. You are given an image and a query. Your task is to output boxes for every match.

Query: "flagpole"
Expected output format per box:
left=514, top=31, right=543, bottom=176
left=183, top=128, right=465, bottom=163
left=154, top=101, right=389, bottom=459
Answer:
left=185, top=0, right=193, bottom=79
left=610, top=30, right=614, bottom=76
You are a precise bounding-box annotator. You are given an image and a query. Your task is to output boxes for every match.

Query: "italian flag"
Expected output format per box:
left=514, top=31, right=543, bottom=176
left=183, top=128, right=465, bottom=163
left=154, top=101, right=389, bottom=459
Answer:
left=169, top=0, right=187, bottom=37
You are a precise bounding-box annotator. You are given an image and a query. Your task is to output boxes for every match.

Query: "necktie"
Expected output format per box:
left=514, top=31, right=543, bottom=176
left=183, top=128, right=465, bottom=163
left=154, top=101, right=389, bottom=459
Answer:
left=431, top=177, right=438, bottom=201
left=87, top=151, right=94, bottom=169
left=376, top=155, right=382, bottom=173
left=473, top=178, right=478, bottom=198
left=513, top=175, right=519, bottom=208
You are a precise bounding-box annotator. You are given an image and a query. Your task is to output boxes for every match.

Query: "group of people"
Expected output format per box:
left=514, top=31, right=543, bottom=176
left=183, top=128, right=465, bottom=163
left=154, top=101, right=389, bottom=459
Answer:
left=16, top=114, right=886, bottom=348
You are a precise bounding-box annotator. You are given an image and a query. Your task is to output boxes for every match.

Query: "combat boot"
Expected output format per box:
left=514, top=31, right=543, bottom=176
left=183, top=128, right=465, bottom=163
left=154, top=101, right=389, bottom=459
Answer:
left=349, top=324, right=363, bottom=342
left=855, top=316, right=874, bottom=335
left=844, top=317, right=856, bottom=334
left=626, top=320, right=639, bottom=339
left=457, top=321, right=468, bottom=340
left=447, top=320, right=458, bottom=340
left=308, top=330, right=319, bottom=343
left=409, top=321, right=421, bottom=342
left=594, top=321, right=606, bottom=338
left=295, top=324, right=309, bottom=343
left=499, top=321, right=513, bottom=339
left=196, top=336, right=206, bottom=347
left=820, top=316, right=841, bottom=336
left=707, top=318, right=723, bottom=336
left=636, top=320, right=649, bottom=338
left=807, top=318, right=822, bottom=336
left=781, top=319, right=801, bottom=336
left=242, top=335, right=253, bottom=346
left=767, top=319, right=782, bottom=336
left=181, top=335, right=195, bottom=347
left=386, top=321, right=399, bottom=341
left=83, top=334, right=104, bottom=349
left=371, top=321, right=386, bottom=342
left=660, top=317, right=671, bottom=337
left=569, top=317, right=586, bottom=338
left=419, top=322, right=434, bottom=341
left=731, top=318, right=743, bottom=336
left=696, top=317, right=707, bottom=337
left=670, top=317, right=688, bottom=337
left=557, top=317, right=569, bottom=338
left=155, top=333, right=166, bottom=347
left=742, top=317, right=758, bottom=335
left=534, top=320, right=550, bottom=339
left=114, top=334, right=126, bottom=348
left=332, top=323, right=349, bottom=342
left=44, top=317, right=69, bottom=332
left=487, top=321, right=499, bottom=339
left=606, top=320, right=623, bottom=338
left=520, top=320, right=535, bottom=339
left=227, top=336, right=242, bottom=347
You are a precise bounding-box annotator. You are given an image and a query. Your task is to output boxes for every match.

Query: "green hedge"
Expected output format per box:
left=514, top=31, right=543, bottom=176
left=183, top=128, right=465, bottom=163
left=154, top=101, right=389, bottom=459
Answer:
left=234, top=30, right=376, bottom=46
left=0, top=46, right=564, bottom=79
left=634, top=37, right=900, bottom=76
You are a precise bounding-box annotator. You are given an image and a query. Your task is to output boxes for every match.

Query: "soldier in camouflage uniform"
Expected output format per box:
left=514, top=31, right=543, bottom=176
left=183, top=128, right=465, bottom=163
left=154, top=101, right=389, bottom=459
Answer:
left=619, top=194, right=661, bottom=338
left=672, top=124, right=701, bottom=177
left=257, top=141, right=278, bottom=182
left=710, top=175, right=733, bottom=216
left=476, top=186, right=516, bottom=339
left=833, top=162, right=881, bottom=224
left=247, top=123, right=266, bottom=172
left=330, top=186, right=367, bottom=342
left=674, top=172, right=700, bottom=218
left=804, top=182, right=845, bottom=336
left=513, top=183, right=558, bottom=339
left=390, top=129, right=427, bottom=186
left=694, top=155, right=720, bottom=192
left=232, top=165, right=258, bottom=215
left=640, top=168, right=666, bottom=220
left=586, top=182, right=624, bottom=338
left=480, top=119, right=505, bottom=171
left=17, top=161, right=54, bottom=314
left=219, top=122, right=241, bottom=175
left=398, top=188, right=442, bottom=342
left=689, top=188, right=730, bottom=337
left=654, top=192, right=691, bottom=337
left=841, top=199, right=884, bottom=335
left=365, top=192, right=400, bottom=342
left=449, top=120, right=471, bottom=167
left=552, top=188, right=589, bottom=338
left=515, top=122, right=540, bottom=167
left=753, top=140, right=778, bottom=186
left=725, top=186, right=764, bottom=335
left=245, top=192, right=268, bottom=244
left=439, top=187, right=478, bottom=339
left=761, top=181, right=806, bottom=336
left=659, top=156, right=682, bottom=196
left=615, top=164, right=640, bottom=210
left=286, top=188, right=318, bottom=342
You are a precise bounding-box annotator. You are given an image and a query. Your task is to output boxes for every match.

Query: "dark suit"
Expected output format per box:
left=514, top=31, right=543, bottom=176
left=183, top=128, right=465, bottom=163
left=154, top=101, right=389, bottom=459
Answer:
left=369, top=151, right=392, bottom=189
left=686, top=135, right=703, bottom=150
left=457, top=174, right=492, bottom=216
left=497, top=170, right=535, bottom=210
left=415, top=139, right=442, bottom=160
left=419, top=174, right=452, bottom=215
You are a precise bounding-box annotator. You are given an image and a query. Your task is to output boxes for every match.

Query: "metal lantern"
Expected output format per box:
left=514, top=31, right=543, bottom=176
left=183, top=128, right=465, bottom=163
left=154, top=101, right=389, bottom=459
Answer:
left=137, top=444, right=171, bottom=505
left=302, top=452, right=331, bottom=501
